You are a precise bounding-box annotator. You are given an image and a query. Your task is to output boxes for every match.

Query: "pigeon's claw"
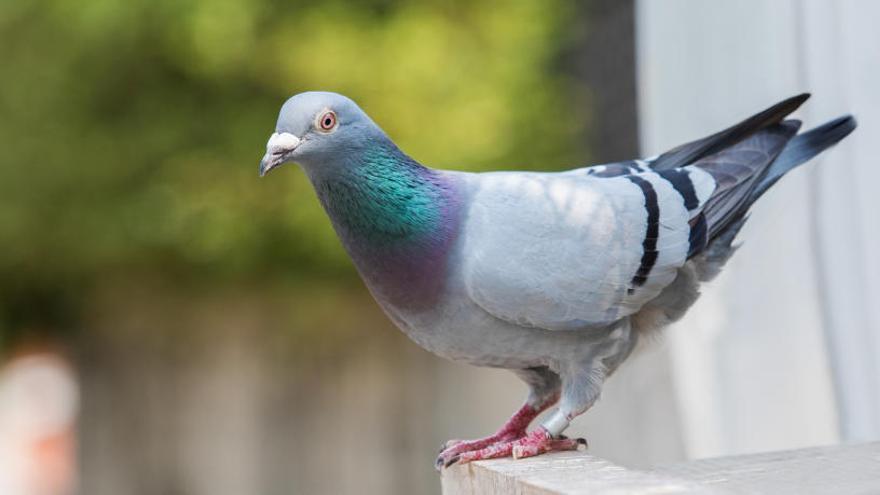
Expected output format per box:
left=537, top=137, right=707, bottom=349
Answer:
left=453, top=428, right=585, bottom=465
left=439, top=439, right=463, bottom=453
left=436, top=394, right=563, bottom=470
left=436, top=431, right=524, bottom=470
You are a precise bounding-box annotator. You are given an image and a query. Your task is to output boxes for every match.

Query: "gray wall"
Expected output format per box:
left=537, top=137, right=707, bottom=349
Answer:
left=637, top=0, right=880, bottom=458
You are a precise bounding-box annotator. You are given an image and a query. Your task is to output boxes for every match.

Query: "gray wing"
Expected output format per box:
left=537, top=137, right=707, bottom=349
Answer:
left=460, top=168, right=714, bottom=330
left=577, top=93, right=816, bottom=257
left=461, top=95, right=853, bottom=332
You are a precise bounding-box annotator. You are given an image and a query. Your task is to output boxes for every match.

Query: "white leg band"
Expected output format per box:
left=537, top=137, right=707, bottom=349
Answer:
left=541, top=409, right=570, bottom=437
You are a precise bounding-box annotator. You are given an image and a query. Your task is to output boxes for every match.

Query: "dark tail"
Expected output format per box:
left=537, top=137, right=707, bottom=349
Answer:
left=751, top=115, right=857, bottom=201
left=650, top=93, right=811, bottom=171
left=695, top=114, right=857, bottom=271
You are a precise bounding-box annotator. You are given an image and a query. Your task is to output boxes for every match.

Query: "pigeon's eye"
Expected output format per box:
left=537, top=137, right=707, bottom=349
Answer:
left=317, top=111, right=337, bottom=132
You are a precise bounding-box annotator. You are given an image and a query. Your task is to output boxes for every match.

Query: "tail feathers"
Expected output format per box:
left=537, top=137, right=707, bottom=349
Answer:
left=752, top=115, right=857, bottom=200
left=696, top=120, right=801, bottom=240
left=692, top=115, right=856, bottom=274
left=651, top=93, right=810, bottom=171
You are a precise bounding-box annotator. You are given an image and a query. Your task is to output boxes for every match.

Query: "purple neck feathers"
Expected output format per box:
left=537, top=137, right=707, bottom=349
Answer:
left=309, top=145, right=463, bottom=310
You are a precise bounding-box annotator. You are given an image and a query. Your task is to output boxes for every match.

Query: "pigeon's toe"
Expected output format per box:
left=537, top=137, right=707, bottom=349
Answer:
left=454, top=428, right=586, bottom=463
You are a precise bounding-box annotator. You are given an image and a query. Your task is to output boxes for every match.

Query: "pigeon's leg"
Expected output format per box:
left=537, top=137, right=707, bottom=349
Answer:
left=436, top=367, right=560, bottom=469
left=454, top=366, right=603, bottom=464
left=517, top=366, right=606, bottom=458
left=517, top=322, right=637, bottom=458
left=449, top=323, right=638, bottom=465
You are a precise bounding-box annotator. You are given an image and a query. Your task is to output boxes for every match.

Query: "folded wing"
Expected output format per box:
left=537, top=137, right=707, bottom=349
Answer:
left=461, top=167, right=714, bottom=330
left=461, top=94, right=832, bottom=331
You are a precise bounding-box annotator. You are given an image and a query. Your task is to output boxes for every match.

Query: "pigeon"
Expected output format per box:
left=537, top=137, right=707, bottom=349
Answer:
left=258, top=92, right=855, bottom=468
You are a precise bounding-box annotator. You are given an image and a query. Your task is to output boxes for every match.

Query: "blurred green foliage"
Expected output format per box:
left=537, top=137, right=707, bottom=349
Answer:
left=0, top=0, right=588, bottom=341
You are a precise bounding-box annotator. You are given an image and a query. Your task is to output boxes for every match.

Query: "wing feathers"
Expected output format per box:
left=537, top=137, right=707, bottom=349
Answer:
left=752, top=115, right=856, bottom=200
left=463, top=171, right=694, bottom=329
left=459, top=96, right=853, bottom=332
left=656, top=169, right=699, bottom=210
left=695, top=121, right=800, bottom=239
left=624, top=175, right=660, bottom=291
left=650, top=93, right=809, bottom=170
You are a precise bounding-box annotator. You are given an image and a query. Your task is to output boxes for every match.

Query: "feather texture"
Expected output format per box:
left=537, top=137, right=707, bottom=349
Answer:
left=649, top=93, right=809, bottom=170
left=459, top=168, right=703, bottom=330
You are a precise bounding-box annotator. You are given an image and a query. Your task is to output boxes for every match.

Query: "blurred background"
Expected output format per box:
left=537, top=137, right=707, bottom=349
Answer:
left=0, top=0, right=877, bottom=494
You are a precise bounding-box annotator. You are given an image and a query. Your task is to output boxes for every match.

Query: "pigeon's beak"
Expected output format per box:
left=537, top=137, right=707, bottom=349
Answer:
left=259, top=132, right=301, bottom=177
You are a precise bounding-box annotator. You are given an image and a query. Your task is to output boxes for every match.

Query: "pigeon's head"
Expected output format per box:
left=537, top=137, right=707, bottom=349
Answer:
left=259, top=91, right=385, bottom=176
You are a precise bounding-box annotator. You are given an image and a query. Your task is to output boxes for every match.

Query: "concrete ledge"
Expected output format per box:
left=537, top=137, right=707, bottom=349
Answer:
left=441, top=451, right=715, bottom=495
left=441, top=442, right=880, bottom=494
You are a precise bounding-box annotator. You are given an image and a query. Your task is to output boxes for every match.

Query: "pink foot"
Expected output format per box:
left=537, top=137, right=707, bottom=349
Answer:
left=456, top=428, right=586, bottom=464
left=437, top=430, right=525, bottom=469
left=436, top=399, right=554, bottom=469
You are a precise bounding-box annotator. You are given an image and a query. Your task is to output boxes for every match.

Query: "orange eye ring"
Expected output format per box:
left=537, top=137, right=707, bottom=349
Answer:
left=317, top=110, right=337, bottom=131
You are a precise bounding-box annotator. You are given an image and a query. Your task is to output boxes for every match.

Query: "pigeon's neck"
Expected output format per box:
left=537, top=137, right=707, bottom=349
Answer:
left=310, top=143, right=462, bottom=309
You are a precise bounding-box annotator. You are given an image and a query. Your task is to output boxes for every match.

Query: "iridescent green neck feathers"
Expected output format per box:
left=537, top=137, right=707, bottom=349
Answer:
left=307, top=142, right=462, bottom=309
left=314, top=145, right=451, bottom=247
